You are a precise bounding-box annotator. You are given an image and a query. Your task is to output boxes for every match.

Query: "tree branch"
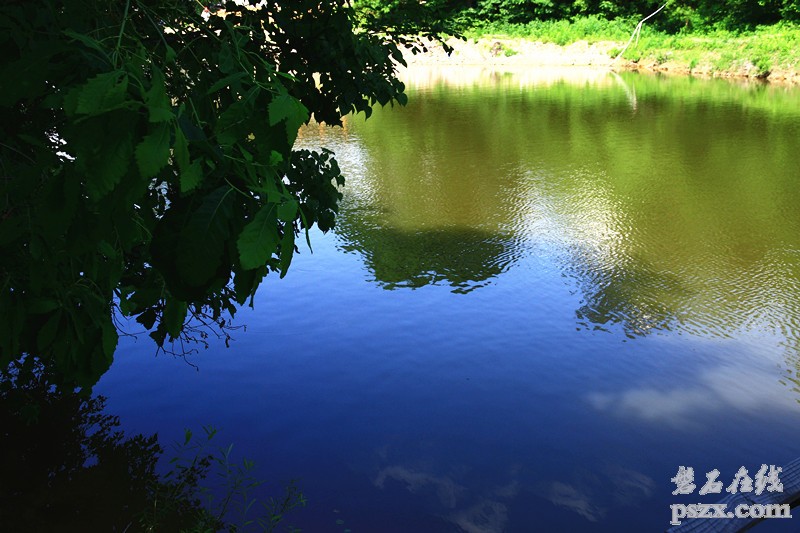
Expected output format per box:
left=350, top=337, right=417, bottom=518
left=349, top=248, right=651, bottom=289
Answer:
left=613, top=2, right=669, bottom=63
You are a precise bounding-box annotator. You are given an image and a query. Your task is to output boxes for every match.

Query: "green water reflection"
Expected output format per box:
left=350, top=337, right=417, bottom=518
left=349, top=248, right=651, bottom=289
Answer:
left=297, top=68, right=800, bottom=345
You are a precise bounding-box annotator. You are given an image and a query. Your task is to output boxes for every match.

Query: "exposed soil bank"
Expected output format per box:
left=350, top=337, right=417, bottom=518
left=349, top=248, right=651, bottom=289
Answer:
left=401, top=37, right=800, bottom=84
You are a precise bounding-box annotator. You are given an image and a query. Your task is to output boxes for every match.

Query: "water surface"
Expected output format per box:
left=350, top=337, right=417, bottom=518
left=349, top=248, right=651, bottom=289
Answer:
left=99, top=67, right=800, bottom=532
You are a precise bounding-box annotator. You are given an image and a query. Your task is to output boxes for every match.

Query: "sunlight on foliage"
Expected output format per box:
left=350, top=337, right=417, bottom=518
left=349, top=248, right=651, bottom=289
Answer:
left=0, top=0, right=447, bottom=387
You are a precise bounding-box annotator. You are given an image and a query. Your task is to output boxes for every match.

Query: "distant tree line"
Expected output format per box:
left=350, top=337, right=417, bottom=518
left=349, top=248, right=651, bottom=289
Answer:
left=356, top=0, right=800, bottom=31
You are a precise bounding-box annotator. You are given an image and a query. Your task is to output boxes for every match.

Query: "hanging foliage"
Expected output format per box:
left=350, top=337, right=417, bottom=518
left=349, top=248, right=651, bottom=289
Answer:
left=0, top=0, right=447, bottom=387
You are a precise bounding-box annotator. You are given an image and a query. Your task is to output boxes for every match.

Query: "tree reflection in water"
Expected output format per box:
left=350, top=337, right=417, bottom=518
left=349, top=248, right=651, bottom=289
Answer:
left=337, top=224, right=521, bottom=293
left=0, top=359, right=304, bottom=532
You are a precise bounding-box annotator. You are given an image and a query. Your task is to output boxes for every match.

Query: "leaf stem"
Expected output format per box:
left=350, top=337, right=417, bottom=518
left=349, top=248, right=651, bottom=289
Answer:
left=114, top=0, right=132, bottom=67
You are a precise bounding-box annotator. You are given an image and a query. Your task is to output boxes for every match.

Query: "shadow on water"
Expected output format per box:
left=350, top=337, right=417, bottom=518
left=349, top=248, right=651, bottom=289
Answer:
left=336, top=223, right=519, bottom=293
left=571, top=257, right=685, bottom=338
left=0, top=360, right=172, bottom=532
left=0, top=360, right=304, bottom=533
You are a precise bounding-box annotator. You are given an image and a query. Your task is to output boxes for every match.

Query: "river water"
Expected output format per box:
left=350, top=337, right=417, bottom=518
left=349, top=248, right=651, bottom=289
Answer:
left=98, top=67, right=800, bottom=532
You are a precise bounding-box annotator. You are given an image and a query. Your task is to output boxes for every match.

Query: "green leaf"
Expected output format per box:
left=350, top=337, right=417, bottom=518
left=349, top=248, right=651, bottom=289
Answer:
left=37, top=311, right=62, bottom=351
left=165, top=44, right=177, bottom=64
left=136, top=122, right=171, bottom=179
left=98, top=240, right=117, bottom=259
left=100, top=317, right=118, bottom=361
left=149, top=329, right=166, bottom=346
left=27, top=298, right=60, bottom=314
left=124, top=287, right=161, bottom=315
left=237, top=204, right=279, bottom=270
left=206, top=72, right=250, bottom=95
left=119, top=295, right=134, bottom=316
left=87, top=125, right=133, bottom=200
left=218, top=41, right=236, bottom=74
left=277, top=199, right=298, bottom=222
left=181, top=160, right=203, bottom=193
left=63, top=29, right=108, bottom=57
left=174, top=123, right=204, bottom=193
left=75, top=70, right=129, bottom=116
left=175, top=187, right=234, bottom=287
left=173, top=126, right=190, bottom=170
left=136, top=308, right=158, bottom=330
left=216, top=91, right=257, bottom=146
left=62, top=83, right=81, bottom=116
left=279, top=229, right=295, bottom=278
left=233, top=267, right=263, bottom=306
left=163, top=299, right=188, bottom=339
left=268, top=91, right=309, bottom=142
left=144, top=67, right=173, bottom=123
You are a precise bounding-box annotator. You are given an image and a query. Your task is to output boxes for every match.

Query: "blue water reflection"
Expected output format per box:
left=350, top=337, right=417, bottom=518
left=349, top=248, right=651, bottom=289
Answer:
left=98, top=69, right=800, bottom=532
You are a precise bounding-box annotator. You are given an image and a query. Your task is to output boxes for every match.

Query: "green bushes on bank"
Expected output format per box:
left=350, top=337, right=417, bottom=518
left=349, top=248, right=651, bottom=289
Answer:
left=463, top=15, right=637, bottom=43
left=455, top=12, right=800, bottom=77
left=355, top=0, right=800, bottom=34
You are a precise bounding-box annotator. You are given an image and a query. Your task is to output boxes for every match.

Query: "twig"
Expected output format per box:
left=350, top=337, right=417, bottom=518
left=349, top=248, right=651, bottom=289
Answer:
left=613, top=2, right=669, bottom=63
left=114, top=0, right=132, bottom=67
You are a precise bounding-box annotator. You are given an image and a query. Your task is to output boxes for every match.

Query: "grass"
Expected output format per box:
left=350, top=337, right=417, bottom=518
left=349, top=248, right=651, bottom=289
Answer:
left=462, top=16, right=800, bottom=77
left=464, top=15, right=636, bottom=44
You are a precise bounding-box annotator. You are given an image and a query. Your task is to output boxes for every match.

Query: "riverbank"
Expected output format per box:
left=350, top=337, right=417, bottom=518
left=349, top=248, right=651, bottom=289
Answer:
left=401, top=33, right=800, bottom=84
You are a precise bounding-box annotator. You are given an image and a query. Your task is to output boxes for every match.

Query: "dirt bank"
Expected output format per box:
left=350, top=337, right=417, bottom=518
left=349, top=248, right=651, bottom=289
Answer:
left=401, top=37, right=800, bottom=84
